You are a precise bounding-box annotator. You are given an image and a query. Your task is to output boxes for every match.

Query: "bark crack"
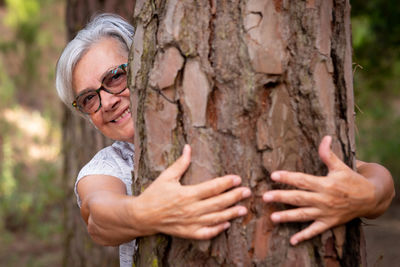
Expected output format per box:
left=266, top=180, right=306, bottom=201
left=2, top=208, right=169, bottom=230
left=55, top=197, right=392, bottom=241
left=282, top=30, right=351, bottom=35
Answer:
left=208, top=0, right=216, bottom=76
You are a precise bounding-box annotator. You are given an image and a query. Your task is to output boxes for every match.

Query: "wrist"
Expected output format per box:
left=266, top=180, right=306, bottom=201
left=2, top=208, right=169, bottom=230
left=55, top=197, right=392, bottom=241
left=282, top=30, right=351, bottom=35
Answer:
left=364, top=182, right=382, bottom=219
left=126, top=195, right=157, bottom=237
left=358, top=162, right=393, bottom=219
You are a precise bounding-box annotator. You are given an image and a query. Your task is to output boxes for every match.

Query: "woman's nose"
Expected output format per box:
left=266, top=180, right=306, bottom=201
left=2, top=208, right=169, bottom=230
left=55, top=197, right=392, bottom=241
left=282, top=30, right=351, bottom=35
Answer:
left=99, top=89, right=120, bottom=111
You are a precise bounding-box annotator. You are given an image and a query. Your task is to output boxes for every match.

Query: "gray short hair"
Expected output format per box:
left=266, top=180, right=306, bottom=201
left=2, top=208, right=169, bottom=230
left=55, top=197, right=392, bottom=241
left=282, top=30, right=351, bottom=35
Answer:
left=55, top=13, right=134, bottom=112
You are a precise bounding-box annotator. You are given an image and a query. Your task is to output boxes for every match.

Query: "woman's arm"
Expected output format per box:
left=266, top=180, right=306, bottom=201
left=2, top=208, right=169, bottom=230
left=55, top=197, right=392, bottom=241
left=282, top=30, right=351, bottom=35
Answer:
left=262, top=136, right=395, bottom=245
left=78, top=175, right=139, bottom=246
left=356, top=160, right=395, bottom=219
left=78, top=145, right=251, bottom=246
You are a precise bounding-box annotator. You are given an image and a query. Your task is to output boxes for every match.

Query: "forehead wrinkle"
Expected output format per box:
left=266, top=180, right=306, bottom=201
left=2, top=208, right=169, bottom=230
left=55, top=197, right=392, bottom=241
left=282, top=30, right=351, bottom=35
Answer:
left=72, top=69, right=102, bottom=96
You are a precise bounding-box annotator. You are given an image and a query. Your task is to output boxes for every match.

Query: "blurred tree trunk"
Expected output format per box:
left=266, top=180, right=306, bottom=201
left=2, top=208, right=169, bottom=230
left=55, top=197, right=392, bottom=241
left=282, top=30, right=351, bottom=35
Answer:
left=62, top=1, right=135, bottom=267
left=130, top=0, right=366, bottom=266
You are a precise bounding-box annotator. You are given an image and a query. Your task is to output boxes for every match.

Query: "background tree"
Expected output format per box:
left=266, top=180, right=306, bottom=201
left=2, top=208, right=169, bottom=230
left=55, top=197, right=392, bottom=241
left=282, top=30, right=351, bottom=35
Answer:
left=130, top=0, right=365, bottom=266
left=62, top=1, right=134, bottom=266
left=351, top=0, right=400, bottom=189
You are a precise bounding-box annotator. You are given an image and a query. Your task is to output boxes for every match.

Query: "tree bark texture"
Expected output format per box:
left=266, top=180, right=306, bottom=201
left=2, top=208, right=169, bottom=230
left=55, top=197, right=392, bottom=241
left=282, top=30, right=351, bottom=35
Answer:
left=130, top=0, right=365, bottom=266
left=62, top=1, right=134, bottom=266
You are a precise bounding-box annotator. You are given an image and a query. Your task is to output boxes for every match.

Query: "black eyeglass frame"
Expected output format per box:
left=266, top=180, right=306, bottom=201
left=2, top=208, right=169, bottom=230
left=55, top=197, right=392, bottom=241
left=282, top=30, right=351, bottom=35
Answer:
left=71, top=63, right=128, bottom=115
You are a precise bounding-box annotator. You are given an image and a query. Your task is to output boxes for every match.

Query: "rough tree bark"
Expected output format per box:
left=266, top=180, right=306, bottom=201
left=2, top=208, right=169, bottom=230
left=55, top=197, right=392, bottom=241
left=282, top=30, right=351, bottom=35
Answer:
left=61, top=1, right=134, bottom=266
left=130, top=0, right=365, bottom=266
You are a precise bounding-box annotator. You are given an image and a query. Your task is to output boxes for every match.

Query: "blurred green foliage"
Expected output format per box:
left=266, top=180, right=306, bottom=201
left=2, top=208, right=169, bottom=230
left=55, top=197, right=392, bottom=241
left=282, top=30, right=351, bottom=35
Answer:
left=0, top=0, right=64, bottom=265
left=3, top=0, right=41, bottom=96
left=0, top=0, right=64, bottom=116
left=0, top=60, right=15, bottom=108
left=351, top=0, right=400, bottom=187
left=4, top=0, right=40, bottom=38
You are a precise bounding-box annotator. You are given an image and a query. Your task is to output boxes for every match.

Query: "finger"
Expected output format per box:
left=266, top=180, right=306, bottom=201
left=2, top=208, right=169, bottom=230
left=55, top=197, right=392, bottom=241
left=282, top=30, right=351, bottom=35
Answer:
left=318, top=136, right=347, bottom=172
left=290, top=220, right=331, bottom=245
left=270, top=171, right=324, bottom=192
left=188, top=175, right=243, bottom=199
left=263, top=190, right=322, bottom=207
left=198, top=205, right=248, bottom=225
left=159, top=144, right=191, bottom=181
left=193, top=187, right=251, bottom=214
left=270, top=207, right=320, bottom=223
left=192, top=222, right=231, bottom=240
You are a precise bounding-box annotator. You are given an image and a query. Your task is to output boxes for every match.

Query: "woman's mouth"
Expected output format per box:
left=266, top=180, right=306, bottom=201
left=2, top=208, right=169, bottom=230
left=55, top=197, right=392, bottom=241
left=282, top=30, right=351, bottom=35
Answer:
left=111, top=108, right=131, bottom=123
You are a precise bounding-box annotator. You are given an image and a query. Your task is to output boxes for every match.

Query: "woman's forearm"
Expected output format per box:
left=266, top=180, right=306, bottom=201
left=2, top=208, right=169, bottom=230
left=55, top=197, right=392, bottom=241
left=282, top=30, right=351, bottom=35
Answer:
left=81, top=191, right=147, bottom=246
left=356, top=160, right=395, bottom=219
left=79, top=171, right=250, bottom=246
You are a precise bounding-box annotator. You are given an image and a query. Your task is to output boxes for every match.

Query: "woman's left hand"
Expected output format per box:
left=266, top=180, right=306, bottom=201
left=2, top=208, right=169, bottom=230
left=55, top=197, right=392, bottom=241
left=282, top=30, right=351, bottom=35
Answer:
left=262, top=136, right=378, bottom=245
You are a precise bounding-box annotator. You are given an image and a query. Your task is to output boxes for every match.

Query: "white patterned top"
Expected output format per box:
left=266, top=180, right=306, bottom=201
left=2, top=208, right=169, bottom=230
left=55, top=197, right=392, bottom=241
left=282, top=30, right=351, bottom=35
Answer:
left=75, top=141, right=136, bottom=267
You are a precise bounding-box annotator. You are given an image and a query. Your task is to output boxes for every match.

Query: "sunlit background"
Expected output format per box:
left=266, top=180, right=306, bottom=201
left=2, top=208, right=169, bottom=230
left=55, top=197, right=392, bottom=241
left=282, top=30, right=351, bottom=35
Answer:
left=0, top=0, right=64, bottom=265
left=0, top=0, right=398, bottom=265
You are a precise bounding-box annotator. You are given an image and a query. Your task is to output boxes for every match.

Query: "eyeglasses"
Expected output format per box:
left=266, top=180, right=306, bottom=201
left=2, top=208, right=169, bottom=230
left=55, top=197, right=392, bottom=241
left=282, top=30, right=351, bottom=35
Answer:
left=72, top=63, right=128, bottom=114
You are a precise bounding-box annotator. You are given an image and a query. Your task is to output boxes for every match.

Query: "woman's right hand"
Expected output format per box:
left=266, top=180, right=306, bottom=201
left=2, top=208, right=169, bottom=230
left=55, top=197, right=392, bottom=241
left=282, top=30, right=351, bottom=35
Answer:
left=132, top=144, right=251, bottom=240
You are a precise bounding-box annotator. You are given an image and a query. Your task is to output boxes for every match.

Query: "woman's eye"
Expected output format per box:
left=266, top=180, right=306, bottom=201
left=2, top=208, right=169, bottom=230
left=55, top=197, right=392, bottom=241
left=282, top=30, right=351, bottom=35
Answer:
left=111, top=73, right=122, bottom=80
left=105, top=72, right=126, bottom=87
left=82, top=94, right=97, bottom=105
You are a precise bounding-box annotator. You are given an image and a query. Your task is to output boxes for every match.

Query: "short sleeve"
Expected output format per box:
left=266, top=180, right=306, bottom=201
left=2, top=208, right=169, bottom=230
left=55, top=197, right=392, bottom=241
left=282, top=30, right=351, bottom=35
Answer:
left=74, top=142, right=134, bottom=207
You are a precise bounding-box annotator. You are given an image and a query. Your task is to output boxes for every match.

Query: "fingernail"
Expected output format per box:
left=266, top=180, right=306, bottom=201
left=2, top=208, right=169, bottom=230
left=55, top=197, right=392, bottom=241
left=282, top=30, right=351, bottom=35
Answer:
left=263, top=193, right=273, bottom=202
left=271, top=213, right=280, bottom=222
left=238, top=207, right=247, bottom=216
left=327, top=135, right=332, bottom=144
left=224, top=222, right=231, bottom=229
left=242, top=188, right=251, bottom=198
left=233, top=176, right=241, bottom=186
left=183, top=144, right=189, bottom=154
left=271, top=172, right=280, bottom=180
left=291, top=238, right=298, bottom=246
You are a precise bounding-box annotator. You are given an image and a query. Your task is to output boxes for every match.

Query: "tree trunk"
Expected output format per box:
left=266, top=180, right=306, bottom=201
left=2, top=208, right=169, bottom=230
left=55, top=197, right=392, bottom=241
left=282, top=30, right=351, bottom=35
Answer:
left=130, top=0, right=366, bottom=266
left=62, top=1, right=134, bottom=266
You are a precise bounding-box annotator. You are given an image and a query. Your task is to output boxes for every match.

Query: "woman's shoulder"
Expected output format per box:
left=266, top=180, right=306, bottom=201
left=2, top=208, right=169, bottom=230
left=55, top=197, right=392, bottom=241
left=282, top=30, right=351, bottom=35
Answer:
left=74, top=142, right=135, bottom=207
left=92, top=141, right=134, bottom=162
left=79, top=141, right=134, bottom=177
left=111, top=141, right=134, bottom=160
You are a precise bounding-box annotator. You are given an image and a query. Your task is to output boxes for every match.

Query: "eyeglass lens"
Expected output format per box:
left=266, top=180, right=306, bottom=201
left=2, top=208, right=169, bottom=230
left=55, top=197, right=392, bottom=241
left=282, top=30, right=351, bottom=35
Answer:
left=76, top=65, right=127, bottom=114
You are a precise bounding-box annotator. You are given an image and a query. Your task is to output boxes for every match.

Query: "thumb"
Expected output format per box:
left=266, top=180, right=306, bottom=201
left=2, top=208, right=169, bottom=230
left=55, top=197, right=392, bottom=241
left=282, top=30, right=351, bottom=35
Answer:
left=159, top=144, right=191, bottom=182
left=318, top=136, right=346, bottom=172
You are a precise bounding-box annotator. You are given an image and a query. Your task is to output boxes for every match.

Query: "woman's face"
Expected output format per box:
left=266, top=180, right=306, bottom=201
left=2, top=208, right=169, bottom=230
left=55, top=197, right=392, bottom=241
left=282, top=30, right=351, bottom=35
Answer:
left=72, top=37, right=134, bottom=143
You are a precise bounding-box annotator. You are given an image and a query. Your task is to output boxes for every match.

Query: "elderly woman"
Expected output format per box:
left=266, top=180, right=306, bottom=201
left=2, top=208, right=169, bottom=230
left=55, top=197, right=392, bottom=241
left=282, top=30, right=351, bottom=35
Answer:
left=55, top=14, right=394, bottom=266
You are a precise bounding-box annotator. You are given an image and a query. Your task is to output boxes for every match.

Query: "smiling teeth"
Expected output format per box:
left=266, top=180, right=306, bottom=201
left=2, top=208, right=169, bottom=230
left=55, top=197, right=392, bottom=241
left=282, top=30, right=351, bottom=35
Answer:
left=114, top=109, right=131, bottom=122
